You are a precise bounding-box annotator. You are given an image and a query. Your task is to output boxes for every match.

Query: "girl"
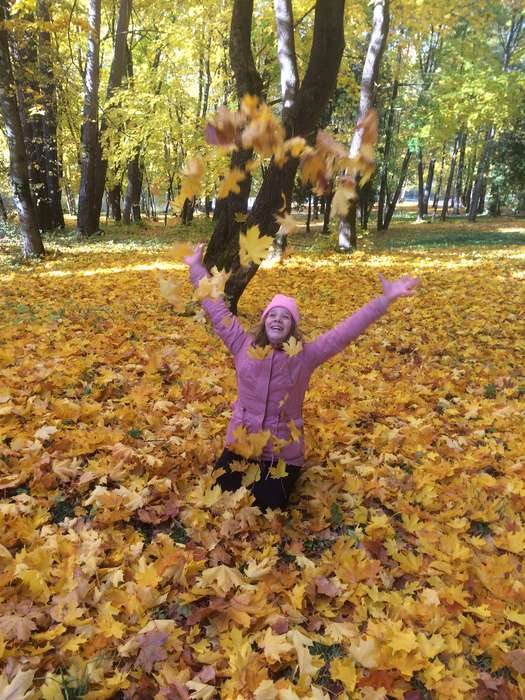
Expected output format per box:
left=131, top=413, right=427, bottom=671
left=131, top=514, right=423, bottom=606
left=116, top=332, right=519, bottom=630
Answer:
left=184, top=244, right=420, bottom=510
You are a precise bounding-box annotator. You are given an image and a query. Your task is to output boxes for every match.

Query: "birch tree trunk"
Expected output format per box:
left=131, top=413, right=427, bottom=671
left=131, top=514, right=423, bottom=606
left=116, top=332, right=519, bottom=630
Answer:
left=441, top=134, right=460, bottom=221
left=338, top=0, right=389, bottom=250
left=0, top=0, right=44, bottom=256
left=77, top=0, right=102, bottom=236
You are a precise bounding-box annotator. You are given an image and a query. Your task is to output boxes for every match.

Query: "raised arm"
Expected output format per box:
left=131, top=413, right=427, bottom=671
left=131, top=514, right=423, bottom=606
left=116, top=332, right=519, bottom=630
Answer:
left=184, top=244, right=247, bottom=356
left=305, top=273, right=420, bottom=368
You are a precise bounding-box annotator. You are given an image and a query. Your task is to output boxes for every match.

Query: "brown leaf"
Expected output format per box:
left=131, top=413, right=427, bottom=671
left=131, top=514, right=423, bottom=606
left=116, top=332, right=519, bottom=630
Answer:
left=504, top=648, right=525, bottom=673
left=134, top=630, right=169, bottom=672
left=314, top=576, right=340, bottom=598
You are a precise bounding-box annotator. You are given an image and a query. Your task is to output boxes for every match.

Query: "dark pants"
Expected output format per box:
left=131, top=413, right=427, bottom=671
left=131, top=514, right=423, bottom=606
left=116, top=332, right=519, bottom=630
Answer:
left=214, top=448, right=301, bottom=510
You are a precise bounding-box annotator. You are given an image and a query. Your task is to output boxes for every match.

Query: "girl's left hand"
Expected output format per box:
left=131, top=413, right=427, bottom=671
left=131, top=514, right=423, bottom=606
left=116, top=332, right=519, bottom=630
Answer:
left=379, top=273, right=421, bottom=303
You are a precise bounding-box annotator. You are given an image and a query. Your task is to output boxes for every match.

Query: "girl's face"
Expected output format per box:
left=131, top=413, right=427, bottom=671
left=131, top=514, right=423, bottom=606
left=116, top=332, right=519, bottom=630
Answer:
left=264, top=307, right=293, bottom=347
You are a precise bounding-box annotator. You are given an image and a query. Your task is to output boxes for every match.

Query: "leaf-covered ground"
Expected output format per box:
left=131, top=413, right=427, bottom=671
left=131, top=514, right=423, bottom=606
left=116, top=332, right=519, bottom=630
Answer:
left=1, top=221, right=525, bottom=699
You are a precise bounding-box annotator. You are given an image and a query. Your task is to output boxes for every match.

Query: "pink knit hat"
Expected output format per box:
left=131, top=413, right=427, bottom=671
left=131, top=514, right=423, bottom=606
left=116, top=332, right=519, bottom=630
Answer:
left=262, top=294, right=300, bottom=326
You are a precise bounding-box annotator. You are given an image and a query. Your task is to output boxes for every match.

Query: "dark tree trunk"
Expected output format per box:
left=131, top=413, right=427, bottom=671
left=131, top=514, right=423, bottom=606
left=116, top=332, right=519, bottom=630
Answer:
left=306, top=191, right=312, bottom=232
left=94, top=0, right=131, bottom=214
left=0, top=193, right=7, bottom=221
left=453, top=131, right=466, bottom=215
left=441, top=134, right=460, bottom=221
left=422, top=158, right=435, bottom=215
left=123, top=149, right=142, bottom=223
left=108, top=183, right=122, bottom=221
left=0, top=0, right=44, bottom=256
left=202, top=0, right=263, bottom=284
left=11, top=13, right=53, bottom=232
left=77, top=0, right=102, bottom=236
left=416, top=147, right=425, bottom=221
left=339, top=0, right=389, bottom=249
left=208, top=0, right=346, bottom=312
left=469, top=128, right=494, bottom=222
left=431, top=146, right=446, bottom=217
left=382, top=148, right=411, bottom=230
left=377, top=77, right=398, bottom=231
left=322, top=192, right=334, bottom=235
left=38, top=0, right=64, bottom=229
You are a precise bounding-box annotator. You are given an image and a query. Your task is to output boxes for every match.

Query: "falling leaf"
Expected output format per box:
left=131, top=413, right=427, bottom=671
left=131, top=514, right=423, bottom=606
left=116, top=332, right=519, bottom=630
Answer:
left=230, top=425, right=271, bottom=459
left=269, top=459, right=288, bottom=479
left=217, top=167, right=246, bottom=199
left=239, top=225, right=273, bottom=267
left=159, top=273, right=184, bottom=309
left=275, top=212, right=299, bottom=235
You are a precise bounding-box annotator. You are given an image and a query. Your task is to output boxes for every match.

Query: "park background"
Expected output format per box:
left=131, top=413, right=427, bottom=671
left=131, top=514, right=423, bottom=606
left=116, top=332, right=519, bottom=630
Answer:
left=1, top=1, right=525, bottom=699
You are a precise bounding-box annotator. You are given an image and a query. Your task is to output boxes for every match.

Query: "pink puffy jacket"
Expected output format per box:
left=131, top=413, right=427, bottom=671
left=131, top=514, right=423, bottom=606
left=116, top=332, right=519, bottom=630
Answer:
left=190, top=261, right=390, bottom=466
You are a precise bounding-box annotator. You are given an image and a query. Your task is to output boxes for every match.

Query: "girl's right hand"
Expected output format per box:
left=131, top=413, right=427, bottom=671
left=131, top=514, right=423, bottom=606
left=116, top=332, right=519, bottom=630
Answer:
left=183, top=242, right=204, bottom=266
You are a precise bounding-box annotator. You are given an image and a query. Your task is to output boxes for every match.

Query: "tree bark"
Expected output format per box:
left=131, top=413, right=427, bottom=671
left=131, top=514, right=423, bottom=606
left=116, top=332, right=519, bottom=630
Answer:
left=468, top=128, right=494, bottom=222
left=339, top=0, right=389, bottom=249
left=377, top=77, right=398, bottom=231
left=123, top=149, right=142, bottom=223
left=440, top=134, right=460, bottom=221
left=207, top=0, right=345, bottom=312
left=77, top=0, right=102, bottom=236
left=0, top=0, right=44, bottom=256
left=11, top=12, right=53, bottom=232
left=94, top=0, right=132, bottom=214
left=422, top=158, right=435, bottom=215
left=38, top=0, right=64, bottom=229
left=108, top=183, right=122, bottom=221
left=0, top=193, right=7, bottom=221
left=453, top=132, right=466, bottom=215
left=382, top=148, right=411, bottom=230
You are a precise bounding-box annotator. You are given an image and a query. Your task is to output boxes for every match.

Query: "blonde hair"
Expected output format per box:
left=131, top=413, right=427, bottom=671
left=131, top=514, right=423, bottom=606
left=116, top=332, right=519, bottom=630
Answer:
left=250, top=317, right=302, bottom=348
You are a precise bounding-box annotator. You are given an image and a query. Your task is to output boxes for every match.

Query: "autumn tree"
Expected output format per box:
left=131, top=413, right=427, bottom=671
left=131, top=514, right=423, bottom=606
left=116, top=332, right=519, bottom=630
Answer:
left=0, top=0, right=44, bottom=256
left=77, top=0, right=102, bottom=236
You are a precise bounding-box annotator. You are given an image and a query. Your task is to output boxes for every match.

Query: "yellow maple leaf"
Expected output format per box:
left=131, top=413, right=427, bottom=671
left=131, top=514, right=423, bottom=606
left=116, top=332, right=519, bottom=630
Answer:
left=283, top=337, right=303, bottom=357
left=158, top=273, right=184, bottom=309
left=244, top=556, right=278, bottom=580
left=174, top=156, right=205, bottom=210
left=349, top=636, right=379, bottom=668
left=275, top=212, right=299, bottom=235
left=269, top=459, right=288, bottom=479
left=0, top=668, right=35, bottom=700
left=287, top=419, right=302, bottom=443
left=287, top=628, right=317, bottom=677
left=239, top=225, right=273, bottom=266
left=254, top=679, right=278, bottom=700
left=199, top=565, right=244, bottom=594
left=260, top=627, right=293, bottom=663
left=241, top=462, right=261, bottom=487
left=330, top=656, right=357, bottom=692
left=230, top=425, right=271, bottom=458
left=97, top=601, right=125, bottom=639
left=248, top=344, right=273, bottom=360
left=218, top=167, right=246, bottom=199
left=384, top=620, right=418, bottom=654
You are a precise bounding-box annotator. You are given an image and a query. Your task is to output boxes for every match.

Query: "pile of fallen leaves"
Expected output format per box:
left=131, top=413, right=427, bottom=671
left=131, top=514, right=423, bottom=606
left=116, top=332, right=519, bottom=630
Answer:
left=1, top=238, right=525, bottom=700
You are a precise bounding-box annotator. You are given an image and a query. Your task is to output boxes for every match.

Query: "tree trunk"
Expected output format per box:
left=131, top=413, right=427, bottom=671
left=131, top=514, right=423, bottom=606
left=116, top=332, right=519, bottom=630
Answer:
left=11, top=13, right=53, bottom=232
left=415, top=146, right=425, bottom=221
left=440, top=134, right=460, bottom=221
left=0, top=0, right=44, bottom=256
left=377, top=77, right=398, bottom=231
left=306, top=191, right=312, bottom=231
left=38, top=0, right=64, bottom=229
left=94, top=0, right=132, bottom=214
left=108, top=183, right=122, bottom=220
left=431, top=146, right=446, bottom=218
left=452, top=131, right=466, bottom=215
left=123, top=149, right=142, bottom=223
left=468, top=127, right=494, bottom=222
left=382, top=148, right=411, bottom=230
left=202, top=0, right=263, bottom=280
left=339, top=0, right=389, bottom=249
left=77, top=0, right=102, bottom=236
left=422, top=158, right=435, bottom=215
left=207, top=0, right=346, bottom=312
left=0, top=193, right=7, bottom=221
